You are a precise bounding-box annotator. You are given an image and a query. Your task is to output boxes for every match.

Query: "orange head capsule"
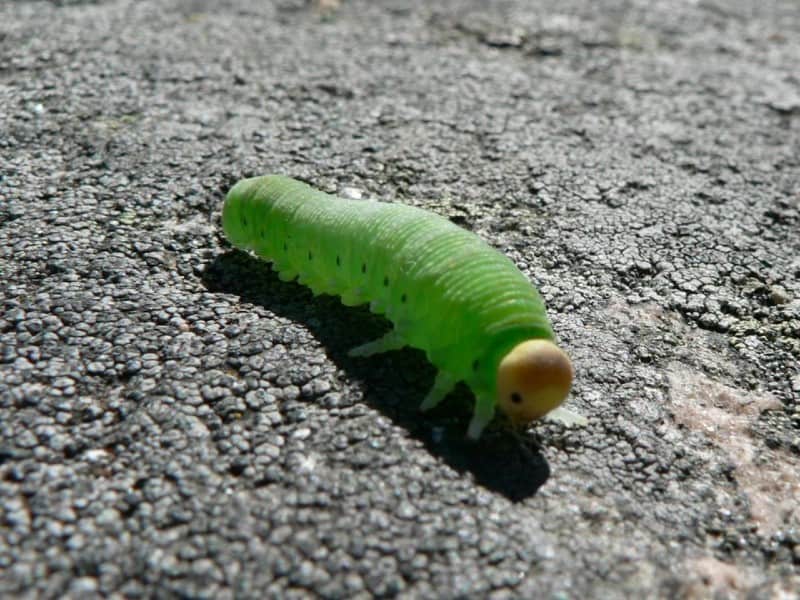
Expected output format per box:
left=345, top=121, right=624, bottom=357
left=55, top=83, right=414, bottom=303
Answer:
left=495, top=339, right=573, bottom=426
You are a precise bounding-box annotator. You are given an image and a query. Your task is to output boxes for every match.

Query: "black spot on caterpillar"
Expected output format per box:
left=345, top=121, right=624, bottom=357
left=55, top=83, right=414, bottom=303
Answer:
left=222, top=175, right=584, bottom=439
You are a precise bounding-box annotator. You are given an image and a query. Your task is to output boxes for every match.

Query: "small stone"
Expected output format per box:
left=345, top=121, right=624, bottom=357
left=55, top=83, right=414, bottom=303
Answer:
left=86, top=361, right=105, bottom=375
left=340, top=187, right=363, bottom=200
left=292, top=427, right=311, bottom=440
left=769, top=286, right=790, bottom=305
left=396, top=501, right=417, bottom=520
left=69, top=577, right=98, bottom=594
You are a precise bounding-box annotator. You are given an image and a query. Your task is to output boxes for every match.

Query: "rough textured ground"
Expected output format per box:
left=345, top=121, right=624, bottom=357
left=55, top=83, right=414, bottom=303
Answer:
left=1, top=0, right=799, bottom=598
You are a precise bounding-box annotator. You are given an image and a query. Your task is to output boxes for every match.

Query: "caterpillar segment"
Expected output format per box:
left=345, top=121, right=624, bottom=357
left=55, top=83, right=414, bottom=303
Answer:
left=222, top=175, right=584, bottom=439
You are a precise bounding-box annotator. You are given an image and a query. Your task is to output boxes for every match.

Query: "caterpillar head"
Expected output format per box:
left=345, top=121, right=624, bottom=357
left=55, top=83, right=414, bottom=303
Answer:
left=222, top=179, right=255, bottom=249
left=496, top=339, right=573, bottom=425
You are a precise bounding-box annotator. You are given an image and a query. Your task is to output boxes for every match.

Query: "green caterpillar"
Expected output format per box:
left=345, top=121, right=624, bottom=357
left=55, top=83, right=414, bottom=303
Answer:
left=222, top=175, right=584, bottom=439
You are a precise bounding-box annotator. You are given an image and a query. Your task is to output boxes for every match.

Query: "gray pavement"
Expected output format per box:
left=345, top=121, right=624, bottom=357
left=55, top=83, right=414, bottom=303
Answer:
left=1, top=0, right=799, bottom=598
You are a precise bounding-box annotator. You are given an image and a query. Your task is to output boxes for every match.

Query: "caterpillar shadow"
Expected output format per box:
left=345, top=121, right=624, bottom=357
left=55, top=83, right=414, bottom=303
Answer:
left=202, top=250, right=550, bottom=502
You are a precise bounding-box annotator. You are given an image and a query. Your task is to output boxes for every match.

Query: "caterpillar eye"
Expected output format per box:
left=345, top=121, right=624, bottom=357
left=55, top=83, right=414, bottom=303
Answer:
left=510, top=392, right=523, bottom=404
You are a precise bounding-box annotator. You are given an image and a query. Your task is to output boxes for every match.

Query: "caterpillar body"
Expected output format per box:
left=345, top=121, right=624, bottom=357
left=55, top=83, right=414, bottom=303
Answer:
left=222, top=175, right=583, bottom=439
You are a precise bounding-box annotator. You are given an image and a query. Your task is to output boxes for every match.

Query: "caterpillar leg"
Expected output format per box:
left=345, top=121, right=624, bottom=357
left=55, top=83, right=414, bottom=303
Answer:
left=340, top=288, right=366, bottom=307
left=543, top=406, right=588, bottom=427
left=419, top=371, right=457, bottom=411
left=466, top=394, right=496, bottom=440
left=277, top=269, right=298, bottom=282
left=304, top=279, right=329, bottom=297
left=348, top=330, right=407, bottom=357
left=369, top=299, right=386, bottom=315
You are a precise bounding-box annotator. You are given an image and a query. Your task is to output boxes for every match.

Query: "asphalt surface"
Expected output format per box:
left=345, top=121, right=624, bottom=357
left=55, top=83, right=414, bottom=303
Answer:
left=1, top=0, right=799, bottom=598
